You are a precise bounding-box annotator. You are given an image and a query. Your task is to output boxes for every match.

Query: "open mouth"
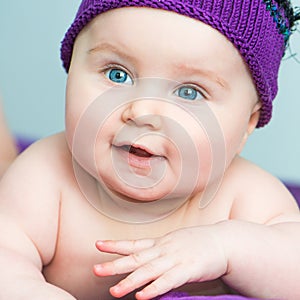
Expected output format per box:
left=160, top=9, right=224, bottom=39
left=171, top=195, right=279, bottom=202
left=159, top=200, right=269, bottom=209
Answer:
left=113, top=143, right=166, bottom=170
left=117, top=145, right=155, bottom=158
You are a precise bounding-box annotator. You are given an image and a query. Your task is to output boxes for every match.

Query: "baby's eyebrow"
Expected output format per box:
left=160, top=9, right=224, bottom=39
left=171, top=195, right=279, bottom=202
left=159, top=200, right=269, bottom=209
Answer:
left=174, top=63, right=228, bottom=89
left=88, top=42, right=118, bottom=54
left=88, top=42, right=138, bottom=64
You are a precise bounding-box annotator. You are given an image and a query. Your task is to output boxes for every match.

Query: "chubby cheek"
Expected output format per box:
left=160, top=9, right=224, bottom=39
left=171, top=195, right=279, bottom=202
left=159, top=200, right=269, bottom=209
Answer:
left=65, top=95, right=113, bottom=178
left=65, top=89, right=102, bottom=150
left=222, top=117, right=250, bottom=166
left=65, top=66, right=107, bottom=136
left=65, top=109, right=76, bottom=152
left=190, top=134, right=215, bottom=195
left=167, top=116, right=216, bottom=196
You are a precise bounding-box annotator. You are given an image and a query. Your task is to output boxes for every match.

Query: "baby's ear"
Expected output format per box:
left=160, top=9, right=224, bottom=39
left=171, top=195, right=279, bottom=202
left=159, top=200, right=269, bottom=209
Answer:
left=247, top=102, right=262, bottom=135
left=237, top=102, right=262, bottom=154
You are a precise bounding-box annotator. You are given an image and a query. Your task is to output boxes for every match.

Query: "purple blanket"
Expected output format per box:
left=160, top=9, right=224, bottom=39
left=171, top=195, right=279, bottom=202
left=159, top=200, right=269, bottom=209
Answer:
left=16, top=138, right=297, bottom=300
left=156, top=292, right=260, bottom=300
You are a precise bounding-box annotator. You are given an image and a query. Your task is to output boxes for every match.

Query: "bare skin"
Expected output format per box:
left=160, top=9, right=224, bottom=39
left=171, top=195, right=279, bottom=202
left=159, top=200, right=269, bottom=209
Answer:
left=0, top=96, right=17, bottom=177
left=0, top=7, right=299, bottom=300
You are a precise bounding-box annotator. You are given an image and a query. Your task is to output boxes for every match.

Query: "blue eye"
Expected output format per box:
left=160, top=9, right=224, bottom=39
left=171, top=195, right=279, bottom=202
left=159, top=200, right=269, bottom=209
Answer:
left=175, top=86, right=203, bottom=101
left=105, top=68, right=133, bottom=85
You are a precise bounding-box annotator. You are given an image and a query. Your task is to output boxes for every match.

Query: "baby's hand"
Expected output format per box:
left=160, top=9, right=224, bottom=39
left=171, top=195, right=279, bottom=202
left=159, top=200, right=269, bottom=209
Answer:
left=93, top=226, right=228, bottom=299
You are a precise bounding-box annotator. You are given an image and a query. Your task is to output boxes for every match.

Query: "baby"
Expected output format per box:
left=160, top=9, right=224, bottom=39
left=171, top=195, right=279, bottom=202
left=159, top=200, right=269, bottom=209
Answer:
left=1, top=0, right=300, bottom=299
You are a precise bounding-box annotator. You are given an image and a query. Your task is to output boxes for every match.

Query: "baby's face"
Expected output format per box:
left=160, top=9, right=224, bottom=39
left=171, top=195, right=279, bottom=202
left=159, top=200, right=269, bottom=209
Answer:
left=65, top=7, right=259, bottom=203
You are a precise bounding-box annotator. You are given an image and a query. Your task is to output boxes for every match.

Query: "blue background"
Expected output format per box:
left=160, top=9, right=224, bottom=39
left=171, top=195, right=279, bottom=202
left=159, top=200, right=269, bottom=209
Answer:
left=0, top=0, right=299, bottom=183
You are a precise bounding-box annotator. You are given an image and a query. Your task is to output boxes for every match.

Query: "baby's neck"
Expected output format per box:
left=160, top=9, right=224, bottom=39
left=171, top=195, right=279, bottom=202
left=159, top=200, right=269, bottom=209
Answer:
left=95, top=182, right=192, bottom=224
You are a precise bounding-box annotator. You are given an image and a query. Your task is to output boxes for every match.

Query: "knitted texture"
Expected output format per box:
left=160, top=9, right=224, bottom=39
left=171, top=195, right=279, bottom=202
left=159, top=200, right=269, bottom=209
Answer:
left=61, top=0, right=289, bottom=127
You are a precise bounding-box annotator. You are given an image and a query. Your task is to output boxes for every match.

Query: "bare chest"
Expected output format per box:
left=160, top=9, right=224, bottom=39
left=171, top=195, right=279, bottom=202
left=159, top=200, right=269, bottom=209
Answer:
left=43, top=189, right=231, bottom=299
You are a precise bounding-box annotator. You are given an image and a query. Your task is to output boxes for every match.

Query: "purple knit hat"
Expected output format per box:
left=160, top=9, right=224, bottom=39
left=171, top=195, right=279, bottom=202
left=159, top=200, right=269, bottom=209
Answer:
left=61, top=0, right=291, bottom=127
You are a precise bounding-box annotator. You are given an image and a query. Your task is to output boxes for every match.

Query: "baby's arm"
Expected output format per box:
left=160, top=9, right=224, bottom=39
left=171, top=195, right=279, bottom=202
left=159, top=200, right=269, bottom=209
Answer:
left=94, top=159, right=300, bottom=299
left=0, top=136, right=76, bottom=300
left=219, top=160, right=300, bottom=297
left=0, top=217, right=76, bottom=299
left=0, top=97, right=17, bottom=176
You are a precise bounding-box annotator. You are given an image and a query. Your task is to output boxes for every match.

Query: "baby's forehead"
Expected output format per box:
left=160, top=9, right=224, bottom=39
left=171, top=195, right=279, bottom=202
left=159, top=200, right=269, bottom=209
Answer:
left=78, top=7, right=243, bottom=63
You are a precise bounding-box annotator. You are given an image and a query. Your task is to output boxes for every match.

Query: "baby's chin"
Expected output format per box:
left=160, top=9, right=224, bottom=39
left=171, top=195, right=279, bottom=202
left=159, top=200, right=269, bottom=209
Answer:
left=104, top=182, right=172, bottom=203
left=81, top=173, right=198, bottom=223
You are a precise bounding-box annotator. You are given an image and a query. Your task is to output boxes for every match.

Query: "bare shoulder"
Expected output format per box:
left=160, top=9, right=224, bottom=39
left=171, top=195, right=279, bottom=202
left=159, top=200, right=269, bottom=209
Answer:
left=227, top=156, right=299, bottom=223
left=0, top=132, right=73, bottom=215
left=17, top=132, right=70, bottom=164
left=4, top=132, right=71, bottom=180
left=0, top=132, right=72, bottom=264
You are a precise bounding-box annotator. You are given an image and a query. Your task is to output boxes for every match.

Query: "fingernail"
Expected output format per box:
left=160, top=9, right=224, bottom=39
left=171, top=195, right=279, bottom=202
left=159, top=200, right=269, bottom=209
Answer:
left=110, top=285, right=122, bottom=297
left=111, top=285, right=120, bottom=292
left=95, top=240, right=104, bottom=248
left=135, top=290, right=145, bottom=300
left=93, top=264, right=102, bottom=273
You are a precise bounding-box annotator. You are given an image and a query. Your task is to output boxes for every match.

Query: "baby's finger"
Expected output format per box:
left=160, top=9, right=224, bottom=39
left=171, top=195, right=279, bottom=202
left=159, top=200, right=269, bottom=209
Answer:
left=95, top=239, right=155, bottom=255
left=135, top=266, right=190, bottom=300
left=109, top=256, right=175, bottom=298
left=94, top=245, right=161, bottom=276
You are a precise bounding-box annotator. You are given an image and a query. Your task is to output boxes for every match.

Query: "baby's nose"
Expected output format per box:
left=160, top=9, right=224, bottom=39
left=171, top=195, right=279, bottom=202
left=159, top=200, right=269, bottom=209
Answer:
left=121, top=99, right=163, bottom=130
